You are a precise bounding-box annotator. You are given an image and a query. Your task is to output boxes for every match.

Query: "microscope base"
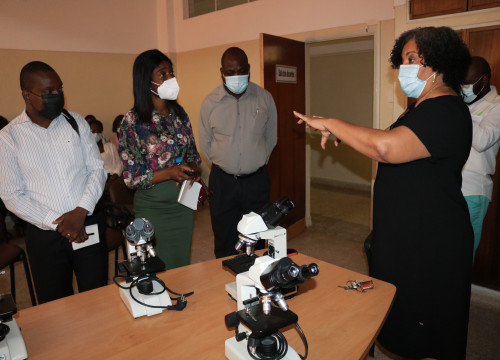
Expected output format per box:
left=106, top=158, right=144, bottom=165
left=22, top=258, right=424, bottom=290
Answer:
left=0, top=318, right=28, bottom=360
left=225, top=337, right=300, bottom=360
left=119, top=280, right=172, bottom=318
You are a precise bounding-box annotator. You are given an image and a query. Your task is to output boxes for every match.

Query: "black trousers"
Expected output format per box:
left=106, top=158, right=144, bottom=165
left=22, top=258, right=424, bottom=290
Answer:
left=25, top=209, right=108, bottom=304
left=209, top=165, right=270, bottom=258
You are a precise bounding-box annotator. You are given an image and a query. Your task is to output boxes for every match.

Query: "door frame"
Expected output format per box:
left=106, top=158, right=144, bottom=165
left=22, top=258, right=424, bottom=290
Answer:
left=275, top=24, right=382, bottom=227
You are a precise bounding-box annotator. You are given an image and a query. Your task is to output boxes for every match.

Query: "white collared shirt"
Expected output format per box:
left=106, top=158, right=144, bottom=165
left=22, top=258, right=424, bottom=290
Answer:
left=0, top=110, right=107, bottom=230
left=462, top=86, right=500, bottom=200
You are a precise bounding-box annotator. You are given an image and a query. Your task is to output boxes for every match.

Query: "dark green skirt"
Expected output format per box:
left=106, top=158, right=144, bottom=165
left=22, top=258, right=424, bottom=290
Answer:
left=133, top=180, right=193, bottom=270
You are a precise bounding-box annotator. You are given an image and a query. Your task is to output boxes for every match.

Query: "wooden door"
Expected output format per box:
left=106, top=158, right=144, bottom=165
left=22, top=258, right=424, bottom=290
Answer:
left=464, top=25, right=500, bottom=290
left=260, top=33, right=306, bottom=237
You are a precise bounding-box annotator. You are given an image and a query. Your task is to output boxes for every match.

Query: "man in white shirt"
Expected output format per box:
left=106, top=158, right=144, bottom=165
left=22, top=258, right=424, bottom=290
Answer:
left=0, top=61, right=108, bottom=303
left=461, top=56, right=500, bottom=261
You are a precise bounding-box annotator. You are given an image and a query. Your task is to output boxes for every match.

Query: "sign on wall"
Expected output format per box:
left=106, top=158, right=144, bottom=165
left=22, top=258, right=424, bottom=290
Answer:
left=275, top=65, right=297, bottom=83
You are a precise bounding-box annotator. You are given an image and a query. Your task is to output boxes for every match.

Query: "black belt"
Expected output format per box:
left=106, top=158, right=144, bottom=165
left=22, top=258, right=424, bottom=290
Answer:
left=212, top=164, right=265, bottom=179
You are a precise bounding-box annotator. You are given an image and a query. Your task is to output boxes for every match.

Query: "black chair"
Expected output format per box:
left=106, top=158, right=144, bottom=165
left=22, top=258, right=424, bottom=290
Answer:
left=0, top=243, right=37, bottom=306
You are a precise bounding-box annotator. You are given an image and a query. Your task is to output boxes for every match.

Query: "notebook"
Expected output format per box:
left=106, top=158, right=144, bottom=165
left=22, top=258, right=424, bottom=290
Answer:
left=177, top=180, right=202, bottom=210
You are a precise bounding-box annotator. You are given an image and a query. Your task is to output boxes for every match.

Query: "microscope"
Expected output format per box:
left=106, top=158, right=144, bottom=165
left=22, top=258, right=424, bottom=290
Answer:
left=225, top=255, right=319, bottom=359
left=117, top=218, right=176, bottom=318
left=223, top=197, right=295, bottom=299
left=120, top=217, right=165, bottom=277
left=0, top=293, right=28, bottom=360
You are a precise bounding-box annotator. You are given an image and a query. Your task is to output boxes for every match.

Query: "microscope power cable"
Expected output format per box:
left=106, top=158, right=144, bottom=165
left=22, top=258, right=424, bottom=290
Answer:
left=295, top=322, right=309, bottom=360
left=113, top=274, right=194, bottom=311
left=247, top=331, right=288, bottom=360
left=245, top=322, right=308, bottom=360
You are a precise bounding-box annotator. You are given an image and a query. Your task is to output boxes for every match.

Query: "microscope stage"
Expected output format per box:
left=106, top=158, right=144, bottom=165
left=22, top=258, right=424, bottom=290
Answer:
left=237, top=306, right=298, bottom=338
left=222, top=254, right=258, bottom=275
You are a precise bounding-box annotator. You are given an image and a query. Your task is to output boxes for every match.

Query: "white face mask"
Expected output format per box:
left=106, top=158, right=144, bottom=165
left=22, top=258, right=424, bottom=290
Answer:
left=151, top=77, right=180, bottom=100
left=224, top=75, right=249, bottom=95
left=93, top=133, right=102, bottom=143
left=461, top=75, right=485, bottom=104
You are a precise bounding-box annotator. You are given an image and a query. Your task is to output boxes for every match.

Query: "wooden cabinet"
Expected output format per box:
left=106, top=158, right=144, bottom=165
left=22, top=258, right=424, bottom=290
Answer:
left=469, top=0, right=500, bottom=11
left=410, top=0, right=500, bottom=19
left=465, top=26, right=500, bottom=89
left=410, top=0, right=467, bottom=19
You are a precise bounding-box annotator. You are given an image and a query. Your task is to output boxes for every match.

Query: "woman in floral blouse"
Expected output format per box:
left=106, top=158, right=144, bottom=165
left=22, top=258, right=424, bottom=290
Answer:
left=118, top=49, right=201, bottom=270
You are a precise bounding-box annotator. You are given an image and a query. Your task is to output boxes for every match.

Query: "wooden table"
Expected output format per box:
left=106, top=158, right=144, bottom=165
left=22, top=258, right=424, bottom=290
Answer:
left=15, top=253, right=395, bottom=359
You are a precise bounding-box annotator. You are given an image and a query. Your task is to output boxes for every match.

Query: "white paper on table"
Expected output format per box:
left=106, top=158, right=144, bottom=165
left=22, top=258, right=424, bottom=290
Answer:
left=177, top=180, right=202, bottom=210
left=72, top=224, right=100, bottom=250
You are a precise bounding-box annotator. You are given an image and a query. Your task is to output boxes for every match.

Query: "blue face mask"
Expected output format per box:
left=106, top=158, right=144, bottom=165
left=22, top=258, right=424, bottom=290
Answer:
left=224, top=75, right=249, bottom=95
left=398, top=64, right=435, bottom=98
left=461, top=75, right=485, bottom=104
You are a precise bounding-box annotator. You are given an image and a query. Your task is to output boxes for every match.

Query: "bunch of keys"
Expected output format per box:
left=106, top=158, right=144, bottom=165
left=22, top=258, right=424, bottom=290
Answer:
left=338, top=280, right=374, bottom=292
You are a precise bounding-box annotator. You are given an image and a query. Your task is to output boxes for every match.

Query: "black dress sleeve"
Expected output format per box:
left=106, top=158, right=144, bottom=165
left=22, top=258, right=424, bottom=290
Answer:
left=397, top=96, right=471, bottom=160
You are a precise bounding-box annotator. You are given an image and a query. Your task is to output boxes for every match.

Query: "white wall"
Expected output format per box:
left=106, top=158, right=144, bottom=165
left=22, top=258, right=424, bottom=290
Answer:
left=0, top=0, right=396, bottom=54
left=169, top=0, right=395, bottom=52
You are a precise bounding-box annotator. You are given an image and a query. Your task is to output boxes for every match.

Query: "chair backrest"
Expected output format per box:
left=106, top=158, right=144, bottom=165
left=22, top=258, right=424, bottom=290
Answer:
left=105, top=176, right=135, bottom=230
left=108, top=176, right=135, bottom=206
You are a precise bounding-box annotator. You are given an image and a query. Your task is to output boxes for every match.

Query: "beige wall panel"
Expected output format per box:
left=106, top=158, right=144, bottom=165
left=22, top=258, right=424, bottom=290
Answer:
left=0, top=50, right=135, bottom=139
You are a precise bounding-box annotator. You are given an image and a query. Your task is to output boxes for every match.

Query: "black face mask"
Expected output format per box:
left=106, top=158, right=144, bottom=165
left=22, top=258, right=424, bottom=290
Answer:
left=38, top=92, right=65, bottom=120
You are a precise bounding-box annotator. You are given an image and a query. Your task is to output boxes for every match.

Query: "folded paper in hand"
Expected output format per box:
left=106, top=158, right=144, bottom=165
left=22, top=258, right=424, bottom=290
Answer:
left=72, top=224, right=100, bottom=250
left=177, top=180, right=202, bottom=210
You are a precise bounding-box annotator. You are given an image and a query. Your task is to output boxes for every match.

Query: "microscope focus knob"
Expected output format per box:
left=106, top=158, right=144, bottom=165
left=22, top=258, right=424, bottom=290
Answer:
left=225, top=312, right=239, bottom=328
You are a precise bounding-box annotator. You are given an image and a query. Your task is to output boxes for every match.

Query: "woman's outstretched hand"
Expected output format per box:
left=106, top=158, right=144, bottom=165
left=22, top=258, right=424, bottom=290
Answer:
left=294, top=110, right=340, bottom=149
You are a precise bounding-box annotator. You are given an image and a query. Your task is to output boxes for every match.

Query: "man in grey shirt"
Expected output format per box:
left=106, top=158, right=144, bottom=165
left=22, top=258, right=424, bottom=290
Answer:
left=199, top=47, right=277, bottom=258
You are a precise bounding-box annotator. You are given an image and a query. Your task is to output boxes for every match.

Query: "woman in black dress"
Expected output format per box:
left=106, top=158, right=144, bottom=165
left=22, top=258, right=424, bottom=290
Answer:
left=294, top=27, right=473, bottom=359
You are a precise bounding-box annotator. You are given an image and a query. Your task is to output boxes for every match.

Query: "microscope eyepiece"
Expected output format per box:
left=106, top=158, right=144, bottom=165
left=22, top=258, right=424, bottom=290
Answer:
left=143, top=220, right=154, bottom=237
left=260, top=257, right=319, bottom=291
left=125, top=224, right=139, bottom=243
left=298, top=263, right=319, bottom=282
left=258, top=196, right=295, bottom=228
